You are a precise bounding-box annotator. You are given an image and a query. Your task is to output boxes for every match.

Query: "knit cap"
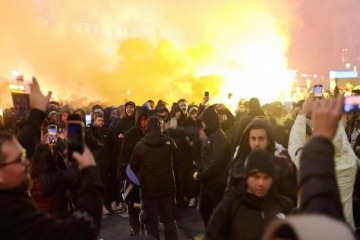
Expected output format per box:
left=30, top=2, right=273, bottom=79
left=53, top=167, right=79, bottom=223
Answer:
left=245, top=150, right=274, bottom=178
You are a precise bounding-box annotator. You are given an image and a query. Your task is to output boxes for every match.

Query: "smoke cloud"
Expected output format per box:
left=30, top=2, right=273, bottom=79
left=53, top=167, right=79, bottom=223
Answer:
left=1, top=0, right=300, bottom=107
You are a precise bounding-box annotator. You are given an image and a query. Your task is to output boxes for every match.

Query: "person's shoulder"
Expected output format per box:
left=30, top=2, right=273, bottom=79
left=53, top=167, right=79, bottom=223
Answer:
left=276, top=195, right=295, bottom=213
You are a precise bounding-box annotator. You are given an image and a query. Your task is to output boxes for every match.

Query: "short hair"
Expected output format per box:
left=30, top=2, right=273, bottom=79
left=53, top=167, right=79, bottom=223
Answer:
left=147, top=100, right=155, bottom=105
left=0, top=132, right=14, bottom=164
left=177, top=99, right=187, bottom=104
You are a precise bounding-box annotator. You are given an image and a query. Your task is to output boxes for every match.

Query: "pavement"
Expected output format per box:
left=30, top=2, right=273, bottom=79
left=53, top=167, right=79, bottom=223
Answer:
left=98, top=206, right=205, bottom=240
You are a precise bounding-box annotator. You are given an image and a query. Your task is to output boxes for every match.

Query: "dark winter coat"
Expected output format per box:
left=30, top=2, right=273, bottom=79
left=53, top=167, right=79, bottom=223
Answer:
left=1, top=108, right=104, bottom=240
left=198, top=107, right=231, bottom=193
left=30, top=166, right=79, bottom=218
left=118, top=107, right=150, bottom=179
left=229, top=118, right=297, bottom=204
left=206, top=182, right=293, bottom=240
left=130, top=130, right=177, bottom=199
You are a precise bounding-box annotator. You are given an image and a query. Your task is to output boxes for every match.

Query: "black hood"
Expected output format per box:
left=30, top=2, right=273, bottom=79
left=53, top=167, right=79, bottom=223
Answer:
left=103, top=107, right=113, bottom=126
left=142, top=131, right=169, bottom=148
left=135, top=106, right=150, bottom=129
left=199, top=106, right=220, bottom=136
left=142, top=116, right=168, bottom=147
left=239, top=117, right=275, bottom=155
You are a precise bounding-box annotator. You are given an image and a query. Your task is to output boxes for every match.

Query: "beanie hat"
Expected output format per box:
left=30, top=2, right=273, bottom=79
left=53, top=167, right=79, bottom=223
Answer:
left=125, top=101, right=136, bottom=108
left=93, top=108, right=104, bottom=115
left=245, top=150, right=274, bottom=178
left=91, top=104, right=103, bottom=113
left=188, top=106, right=198, bottom=115
left=146, top=116, right=160, bottom=132
left=48, top=111, right=58, bottom=119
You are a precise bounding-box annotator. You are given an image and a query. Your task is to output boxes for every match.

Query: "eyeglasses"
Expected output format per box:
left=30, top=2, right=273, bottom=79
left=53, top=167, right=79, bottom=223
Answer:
left=0, top=149, right=27, bottom=168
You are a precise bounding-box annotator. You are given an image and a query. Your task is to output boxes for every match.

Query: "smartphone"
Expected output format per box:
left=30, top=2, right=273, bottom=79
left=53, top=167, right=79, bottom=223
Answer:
left=85, top=113, right=92, bottom=128
left=343, top=96, right=360, bottom=113
left=47, top=135, right=57, bottom=144
left=66, top=121, right=85, bottom=161
left=47, top=124, right=57, bottom=136
left=205, top=91, right=210, bottom=97
left=313, top=84, right=323, bottom=98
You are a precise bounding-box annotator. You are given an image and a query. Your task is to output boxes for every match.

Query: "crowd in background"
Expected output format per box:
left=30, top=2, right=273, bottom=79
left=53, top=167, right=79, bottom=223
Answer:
left=1, top=80, right=360, bottom=240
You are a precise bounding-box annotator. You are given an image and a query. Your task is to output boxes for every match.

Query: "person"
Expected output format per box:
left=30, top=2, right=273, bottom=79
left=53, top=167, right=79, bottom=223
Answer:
left=205, top=150, right=294, bottom=240
left=183, top=106, right=201, bottom=207
left=288, top=94, right=357, bottom=229
left=130, top=116, right=178, bottom=240
left=264, top=95, right=355, bottom=240
left=30, top=143, right=79, bottom=218
left=0, top=77, right=104, bottom=240
left=167, top=103, right=188, bottom=207
left=177, top=98, right=188, bottom=125
left=232, top=97, right=266, bottom=150
left=193, top=106, right=231, bottom=226
left=85, top=112, right=112, bottom=213
left=119, top=106, right=150, bottom=236
left=229, top=117, right=297, bottom=204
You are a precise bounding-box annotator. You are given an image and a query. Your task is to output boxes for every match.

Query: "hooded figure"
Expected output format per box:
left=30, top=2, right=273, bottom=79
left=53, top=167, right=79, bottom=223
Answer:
left=229, top=117, right=297, bottom=204
left=118, top=106, right=150, bottom=236
left=206, top=150, right=293, bottom=240
left=194, top=106, right=231, bottom=226
left=233, top=97, right=266, bottom=150
left=130, top=116, right=178, bottom=240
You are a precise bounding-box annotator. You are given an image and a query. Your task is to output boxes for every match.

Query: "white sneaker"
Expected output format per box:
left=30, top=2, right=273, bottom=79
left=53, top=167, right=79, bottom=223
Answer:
left=188, top=198, right=197, bottom=208
left=102, top=206, right=110, bottom=215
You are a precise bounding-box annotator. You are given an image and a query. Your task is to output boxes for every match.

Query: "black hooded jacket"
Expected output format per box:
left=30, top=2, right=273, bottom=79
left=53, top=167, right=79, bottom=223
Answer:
left=118, top=106, right=150, bottom=180
left=198, top=107, right=231, bottom=189
left=130, top=118, right=177, bottom=199
left=206, top=181, right=293, bottom=240
left=229, top=118, right=297, bottom=204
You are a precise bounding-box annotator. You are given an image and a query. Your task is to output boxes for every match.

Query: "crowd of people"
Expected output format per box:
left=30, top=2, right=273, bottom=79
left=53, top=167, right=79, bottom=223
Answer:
left=0, top=77, right=359, bottom=240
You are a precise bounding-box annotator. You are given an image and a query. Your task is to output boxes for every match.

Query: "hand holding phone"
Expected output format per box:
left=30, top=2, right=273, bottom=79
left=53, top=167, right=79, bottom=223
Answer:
left=313, top=84, right=323, bottom=98
left=66, top=120, right=85, bottom=162
left=71, top=146, right=96, bottom=170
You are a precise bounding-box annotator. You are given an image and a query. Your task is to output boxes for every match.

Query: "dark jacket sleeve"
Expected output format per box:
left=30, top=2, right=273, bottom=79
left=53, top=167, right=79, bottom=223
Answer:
left=198, top=131, right=229, bottom=182
left=275, top=157, right=298, bottom=205
left=40, top=166, right=104, bottom=240
left=205, top=196, right=232, bottom=240
left=118, top=130, right=135, bottom=178
left=17, top=109, right=46, bottom=159
left=85, top=128, right=104, bottom=151
left=130, top=143, right=141, bottom=174
left=299, top=136, right=345, bottom=222
left=220, top=108, right=236, bottom=132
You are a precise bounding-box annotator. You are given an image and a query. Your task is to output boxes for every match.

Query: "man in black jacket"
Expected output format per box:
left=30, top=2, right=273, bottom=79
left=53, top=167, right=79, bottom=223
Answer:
left=193, top=106, right=231, bottom=226
left=130, top=116, right=178, bottom=240
left=229, top=117, right=297, bottom=204
left=206, top=150, right=293, bottom=240
left=119, top=106, right=150, bottom=236
left=0, top=78, right=104, bottom=240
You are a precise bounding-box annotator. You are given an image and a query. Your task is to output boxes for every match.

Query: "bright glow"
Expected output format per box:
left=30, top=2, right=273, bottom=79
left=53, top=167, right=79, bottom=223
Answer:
left=11, top=71, right=20, bottom=77
left=9, top=84, right=25, bottom=92
left=195, top=11, right=292, bottom=106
